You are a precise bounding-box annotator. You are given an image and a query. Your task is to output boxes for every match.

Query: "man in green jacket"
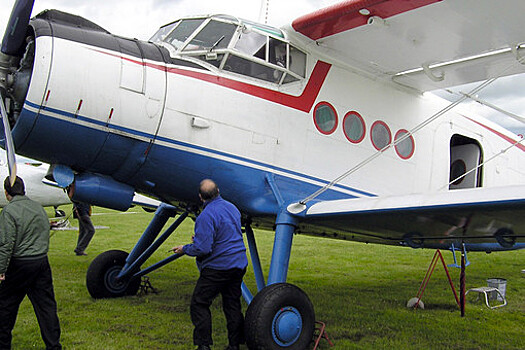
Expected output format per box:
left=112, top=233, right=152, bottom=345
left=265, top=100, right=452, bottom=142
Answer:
left=0, top=176, right=62, bottom=350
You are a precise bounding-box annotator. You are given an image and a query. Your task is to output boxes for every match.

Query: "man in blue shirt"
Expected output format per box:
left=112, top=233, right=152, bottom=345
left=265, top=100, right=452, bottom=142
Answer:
left=173, top=179, right=248, bottom=350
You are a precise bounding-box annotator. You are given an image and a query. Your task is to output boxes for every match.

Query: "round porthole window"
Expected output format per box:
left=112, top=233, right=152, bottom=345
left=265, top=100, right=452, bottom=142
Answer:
left=370, top=121, right=391, bottom=151
left=313, top=102, right=338, bottom=135
left=343, top=111, right=366, bottom=143
left=394, top=129, right=415, bottom=159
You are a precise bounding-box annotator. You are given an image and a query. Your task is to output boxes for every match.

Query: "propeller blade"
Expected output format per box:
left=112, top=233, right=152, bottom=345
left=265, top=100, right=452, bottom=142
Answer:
left=0, top=92, right=17, bottom=186
left=1, top=0, right=35, bottom=56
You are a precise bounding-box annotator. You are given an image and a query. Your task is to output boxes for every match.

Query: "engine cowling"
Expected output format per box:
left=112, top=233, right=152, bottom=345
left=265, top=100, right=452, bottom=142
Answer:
left=70, top=172, right=134, bottom=211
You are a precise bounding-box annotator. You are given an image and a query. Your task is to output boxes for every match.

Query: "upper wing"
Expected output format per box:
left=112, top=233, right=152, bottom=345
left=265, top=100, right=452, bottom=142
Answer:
left=291, top=0, right=525, bottom=91
left=299, top=185, right=525, bottom=251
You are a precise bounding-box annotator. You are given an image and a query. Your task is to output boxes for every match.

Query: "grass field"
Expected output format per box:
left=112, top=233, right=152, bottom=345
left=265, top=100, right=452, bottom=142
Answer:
left=9, top=206, right=525, bottom=349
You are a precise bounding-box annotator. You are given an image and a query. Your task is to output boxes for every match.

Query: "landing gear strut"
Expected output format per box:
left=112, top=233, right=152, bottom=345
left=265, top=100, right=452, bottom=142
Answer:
left=86, top=203, right=189, bottom=299
left=85, top=200, right=316, bottom=348
left=243, top=210, right=316, bottom=349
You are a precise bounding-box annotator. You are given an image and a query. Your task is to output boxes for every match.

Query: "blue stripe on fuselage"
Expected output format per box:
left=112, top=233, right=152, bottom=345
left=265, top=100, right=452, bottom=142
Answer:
left=16, top=102, right=376, bottom=213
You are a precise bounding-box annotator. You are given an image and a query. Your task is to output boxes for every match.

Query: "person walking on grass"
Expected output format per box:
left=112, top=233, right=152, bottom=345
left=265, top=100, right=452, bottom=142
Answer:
left=72, top=200, right=95, bottom=256
left=0, top=176, right=62, bottom=350
left=173, top=179, right=248, bottom=350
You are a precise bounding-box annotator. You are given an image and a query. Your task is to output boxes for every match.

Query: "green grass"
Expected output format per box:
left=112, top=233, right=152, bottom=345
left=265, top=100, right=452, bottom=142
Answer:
left=9, top=207, right=525, bottom=349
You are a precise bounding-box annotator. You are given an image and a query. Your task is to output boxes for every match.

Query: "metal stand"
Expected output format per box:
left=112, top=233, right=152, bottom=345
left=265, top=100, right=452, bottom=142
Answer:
left=466, top=287, right=507, bottom=309
left=313, top=321, right=334, bottom=349
left=138, top=276, right=158, bottom=296
left=413, top=249, right=460, bottom=310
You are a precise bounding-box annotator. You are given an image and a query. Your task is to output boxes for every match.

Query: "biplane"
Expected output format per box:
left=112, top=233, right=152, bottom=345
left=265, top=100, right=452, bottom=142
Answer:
left=1, top=0, right=524, bottom=348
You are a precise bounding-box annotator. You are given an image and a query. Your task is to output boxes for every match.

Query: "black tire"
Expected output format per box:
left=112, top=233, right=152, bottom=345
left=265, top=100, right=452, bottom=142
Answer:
left=245, top=283, right=315, bottom=350
left=86, top=250, right=140, bottom=299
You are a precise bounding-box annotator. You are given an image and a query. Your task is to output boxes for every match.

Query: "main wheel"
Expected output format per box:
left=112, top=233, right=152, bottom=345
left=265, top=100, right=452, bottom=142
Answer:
left=245, top=283, right=315, bottom=350
left=86, top=250, right=140, bottom=299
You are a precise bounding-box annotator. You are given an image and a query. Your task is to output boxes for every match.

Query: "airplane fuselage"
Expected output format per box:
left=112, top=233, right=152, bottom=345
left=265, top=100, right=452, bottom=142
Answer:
left=4, top=10, right=525, bottom=233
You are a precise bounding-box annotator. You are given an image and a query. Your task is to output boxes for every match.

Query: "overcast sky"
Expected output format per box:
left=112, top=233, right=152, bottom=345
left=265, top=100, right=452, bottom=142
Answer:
left=1, top=0, right=524, bottom=134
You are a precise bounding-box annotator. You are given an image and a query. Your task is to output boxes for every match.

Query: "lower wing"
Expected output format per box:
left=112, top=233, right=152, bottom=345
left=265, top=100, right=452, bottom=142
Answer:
left=299, top=185, right=525, bottom=251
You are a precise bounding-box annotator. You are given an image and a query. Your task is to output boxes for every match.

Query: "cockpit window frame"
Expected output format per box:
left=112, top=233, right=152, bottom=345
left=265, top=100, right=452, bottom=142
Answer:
left=152, top=15, right=307, bottom=86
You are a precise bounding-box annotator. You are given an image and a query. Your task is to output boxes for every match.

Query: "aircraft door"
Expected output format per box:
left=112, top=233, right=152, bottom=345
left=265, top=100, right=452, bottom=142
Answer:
left=449, top=136, right=482, bottom=190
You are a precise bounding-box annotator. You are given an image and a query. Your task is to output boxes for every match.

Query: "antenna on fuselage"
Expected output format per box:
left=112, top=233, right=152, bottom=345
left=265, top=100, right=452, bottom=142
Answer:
left=259, top=0, right=270, bottom=24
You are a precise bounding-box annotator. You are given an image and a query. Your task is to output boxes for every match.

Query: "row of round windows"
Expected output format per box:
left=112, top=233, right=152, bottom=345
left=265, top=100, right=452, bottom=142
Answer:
left=313, top=101, right=415, bottom=160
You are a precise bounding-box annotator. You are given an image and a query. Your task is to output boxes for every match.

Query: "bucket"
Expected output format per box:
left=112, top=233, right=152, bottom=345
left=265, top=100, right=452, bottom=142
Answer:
left=487, top=278, right=507, bottom=301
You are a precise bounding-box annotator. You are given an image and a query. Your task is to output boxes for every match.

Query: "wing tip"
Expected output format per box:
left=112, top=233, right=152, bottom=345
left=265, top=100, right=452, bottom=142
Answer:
left=292, top=0, right=443, bottom=40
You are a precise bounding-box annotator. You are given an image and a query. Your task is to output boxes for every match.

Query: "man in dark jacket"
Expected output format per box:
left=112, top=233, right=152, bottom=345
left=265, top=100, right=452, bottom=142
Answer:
left=0, top=176, right=62, bottom=349
left=173, top=179, right=248, bottom=350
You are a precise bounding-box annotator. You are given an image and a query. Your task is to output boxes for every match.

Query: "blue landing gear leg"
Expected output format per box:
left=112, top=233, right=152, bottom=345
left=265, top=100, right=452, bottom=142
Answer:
left=244, top=211, right=316, bottom=350
left=448, top=243, right=470, bottom=268
left=86, top=203, right=189, bottom=299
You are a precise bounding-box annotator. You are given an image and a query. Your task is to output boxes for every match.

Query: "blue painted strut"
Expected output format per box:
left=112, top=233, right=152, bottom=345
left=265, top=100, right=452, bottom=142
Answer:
left=117, top=203, right=185, bottom=280
left=245, top=221, right=265, bottom=291
left=448, top=243, right=470, bottom=268
left=118, top=209, right=189, bottom=280
left=241, top=282, right=253, bottom=304
left=267, top=211, right=299, bottom=285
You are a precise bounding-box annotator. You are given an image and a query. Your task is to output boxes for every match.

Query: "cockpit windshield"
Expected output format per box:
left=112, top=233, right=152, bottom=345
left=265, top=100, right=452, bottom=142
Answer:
left=183, top=20, right=237, bottom=51
left=150, top=15, right=307, bottom=85
left=165, top=19, right=205, bottom=50
left=235, top=28, right=266, bottom=58
left=149, top=21, right=178, bottom=43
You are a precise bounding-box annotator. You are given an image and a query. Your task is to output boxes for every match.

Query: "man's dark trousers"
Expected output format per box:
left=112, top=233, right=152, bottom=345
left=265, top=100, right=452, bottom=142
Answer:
left=0, top=256, right=61, bottom=350
left=191, top=267, right=246, bottom=347
left=75, top=214, right=95, bottom=254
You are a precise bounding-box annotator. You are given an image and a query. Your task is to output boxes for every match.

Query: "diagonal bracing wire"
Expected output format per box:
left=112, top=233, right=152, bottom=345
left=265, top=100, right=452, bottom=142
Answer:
left=442, top=136, right=525, bottom=191
left=299, top=51, right=525, bottom=206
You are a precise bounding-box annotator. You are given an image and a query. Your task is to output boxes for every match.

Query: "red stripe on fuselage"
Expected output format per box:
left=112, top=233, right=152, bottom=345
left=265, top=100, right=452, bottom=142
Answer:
left=165, top=62, right=331, bottom=113
left=464, top=116, right=525, bottom=152
left=91, top=48, right=331, bottom=113
left=292, top=0, right=442, bottom=40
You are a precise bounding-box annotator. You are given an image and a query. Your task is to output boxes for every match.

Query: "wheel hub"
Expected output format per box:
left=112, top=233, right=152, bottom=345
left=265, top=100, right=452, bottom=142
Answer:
left=272, top=306, right=302, bottom=346
left=103, top=265, right=127, bottom=294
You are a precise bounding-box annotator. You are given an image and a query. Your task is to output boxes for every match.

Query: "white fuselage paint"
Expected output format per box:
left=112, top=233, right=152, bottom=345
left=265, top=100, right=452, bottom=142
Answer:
left=22, top=33, right=525, bottom=211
